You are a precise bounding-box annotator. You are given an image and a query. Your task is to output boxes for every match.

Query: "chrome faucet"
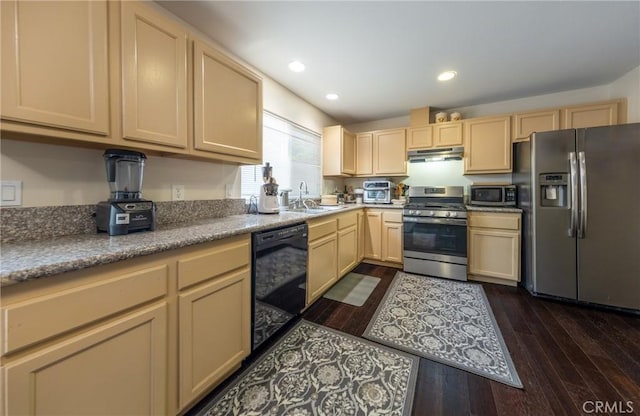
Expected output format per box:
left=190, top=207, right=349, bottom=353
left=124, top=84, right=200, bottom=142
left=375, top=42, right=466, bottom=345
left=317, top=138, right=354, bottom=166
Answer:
left=298, top=181, right=308, bottom=208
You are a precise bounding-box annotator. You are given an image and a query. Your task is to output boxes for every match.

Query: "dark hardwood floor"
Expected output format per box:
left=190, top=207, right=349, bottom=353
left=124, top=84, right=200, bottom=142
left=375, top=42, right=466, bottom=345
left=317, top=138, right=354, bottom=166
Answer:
left=304, top=264, right=640, bottom=416
left=189, top=263, right=640, bottom=415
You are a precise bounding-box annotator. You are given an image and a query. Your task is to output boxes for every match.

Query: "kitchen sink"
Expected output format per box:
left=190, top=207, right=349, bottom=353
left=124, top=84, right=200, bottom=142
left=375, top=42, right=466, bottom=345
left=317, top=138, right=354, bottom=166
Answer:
left=285, top=206, right=345, bottom=214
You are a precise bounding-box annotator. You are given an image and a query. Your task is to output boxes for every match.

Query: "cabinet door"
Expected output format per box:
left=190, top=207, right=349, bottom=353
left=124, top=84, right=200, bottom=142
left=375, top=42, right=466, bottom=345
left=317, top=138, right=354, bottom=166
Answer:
left=382, top=221, right=403, bottom=263
left=1, top=1, right=109, bottom=135
left=338, top=226, right=358, bottom=277
left=3, top=303, right=167, bottom=415
left=323, top=126, right=355, bottom=176
left=563, top=102, right=619, bottom=129
left=513, top=109, right=560, bottom=141
left=356, top=133, right=373, bottom=176
left=307, top=234, right=338, bottom=304
left=407, top=125, right=433, bottom=150
left=342, top=130, right=356, bottom=175
left=373, top=129, right=406, bottom=175
left=433, top=122, right=463, bottom=147
left=121, top=1, right=188, bottom=148
left=468, top=228, right=520, bottom=281
left=194, top=40, right=262, bottom=161
left=357, top=210, right=365, bottom=262
left=364, top=211, right=382, bottom=260
left=464, top=116, right=512, bottom=174
left=178, top=268, right=251, bottom=409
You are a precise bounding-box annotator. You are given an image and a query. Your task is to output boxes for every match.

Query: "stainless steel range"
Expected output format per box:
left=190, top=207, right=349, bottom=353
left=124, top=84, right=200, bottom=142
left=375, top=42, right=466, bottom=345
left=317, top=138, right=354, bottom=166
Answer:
left=402, top=186, right=468, bottom=281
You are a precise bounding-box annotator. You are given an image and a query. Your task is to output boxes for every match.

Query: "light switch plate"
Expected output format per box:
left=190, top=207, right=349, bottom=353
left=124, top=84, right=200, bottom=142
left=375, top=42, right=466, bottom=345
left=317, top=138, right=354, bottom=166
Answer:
left=1, top=180, right=22, bottom=206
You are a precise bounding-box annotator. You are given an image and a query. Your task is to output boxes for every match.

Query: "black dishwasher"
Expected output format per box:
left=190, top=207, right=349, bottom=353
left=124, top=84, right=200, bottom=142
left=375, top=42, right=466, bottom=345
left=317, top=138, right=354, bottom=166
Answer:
left=252, top=223, right=307, bottom=351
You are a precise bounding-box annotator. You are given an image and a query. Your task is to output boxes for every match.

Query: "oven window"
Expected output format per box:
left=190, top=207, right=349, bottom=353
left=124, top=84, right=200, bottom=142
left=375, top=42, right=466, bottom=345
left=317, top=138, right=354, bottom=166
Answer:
left=403, top=222, right=467, bottom=257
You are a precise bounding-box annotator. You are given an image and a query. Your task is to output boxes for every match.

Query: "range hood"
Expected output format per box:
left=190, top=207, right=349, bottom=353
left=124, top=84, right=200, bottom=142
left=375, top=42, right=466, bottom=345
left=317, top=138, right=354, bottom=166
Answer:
left=408, top=146, right=464, bottom=162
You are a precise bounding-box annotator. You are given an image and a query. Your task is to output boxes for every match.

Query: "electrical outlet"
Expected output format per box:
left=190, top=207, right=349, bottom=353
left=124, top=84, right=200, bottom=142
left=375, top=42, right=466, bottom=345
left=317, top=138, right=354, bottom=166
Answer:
left=1, top=180, right=22, bottom=206
left=171, top=184, right=185, bottom=201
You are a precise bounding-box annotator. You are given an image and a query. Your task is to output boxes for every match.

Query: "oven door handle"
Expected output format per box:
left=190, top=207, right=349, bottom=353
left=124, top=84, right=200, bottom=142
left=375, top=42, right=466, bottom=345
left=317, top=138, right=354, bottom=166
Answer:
left=403, top=217, right=467, bottom=226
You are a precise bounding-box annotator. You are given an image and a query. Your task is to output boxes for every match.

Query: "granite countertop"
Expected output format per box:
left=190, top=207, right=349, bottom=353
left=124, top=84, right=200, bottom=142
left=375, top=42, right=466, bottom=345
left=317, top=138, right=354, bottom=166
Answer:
left=466, top=205, right=523, bottom=213
left=1, top=204, right=383, bottom=287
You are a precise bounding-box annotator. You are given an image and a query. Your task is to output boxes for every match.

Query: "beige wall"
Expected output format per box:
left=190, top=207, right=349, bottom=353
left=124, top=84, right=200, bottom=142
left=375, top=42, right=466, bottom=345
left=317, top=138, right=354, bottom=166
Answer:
left=609, top=65, right=640, bottom=123
left=1, top=0, right=635, bottom=208
left=0, top=1, right=336, bottom=208
left=345, top=68, right=640, bottom=133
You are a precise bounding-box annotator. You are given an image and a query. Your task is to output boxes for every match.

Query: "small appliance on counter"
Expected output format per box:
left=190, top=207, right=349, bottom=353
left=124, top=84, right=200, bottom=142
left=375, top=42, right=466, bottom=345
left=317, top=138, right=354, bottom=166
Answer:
left=362, top=180, right=394, bottom=204
left=354, top=188, right=364, bottom=204
left=258, top=162, right=279, bottom=214
left=96, top=149, right=156, bottom=236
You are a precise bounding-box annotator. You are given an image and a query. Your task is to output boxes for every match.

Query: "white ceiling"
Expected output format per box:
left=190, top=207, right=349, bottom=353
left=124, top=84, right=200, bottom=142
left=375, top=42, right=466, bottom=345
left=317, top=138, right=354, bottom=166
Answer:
left=157, top=1, right=640, bottom=125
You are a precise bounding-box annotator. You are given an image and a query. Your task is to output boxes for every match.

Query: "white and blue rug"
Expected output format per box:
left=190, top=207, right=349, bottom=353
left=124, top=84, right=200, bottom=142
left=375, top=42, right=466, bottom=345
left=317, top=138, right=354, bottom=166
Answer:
left=364, top=271, right=523, bottom=388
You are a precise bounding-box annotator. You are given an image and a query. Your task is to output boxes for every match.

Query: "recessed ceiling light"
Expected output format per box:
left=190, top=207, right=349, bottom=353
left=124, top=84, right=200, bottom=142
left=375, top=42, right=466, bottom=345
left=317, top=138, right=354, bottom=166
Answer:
left=326, top=93, right=339, bottom=100
left=438, top=70, right=457, bottom=81
left=288, top=60, right=305, bottom=72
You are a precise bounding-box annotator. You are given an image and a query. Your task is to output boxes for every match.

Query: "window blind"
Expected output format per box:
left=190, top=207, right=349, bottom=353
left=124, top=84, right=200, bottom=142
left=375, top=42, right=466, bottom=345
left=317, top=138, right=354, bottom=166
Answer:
left=241, top=112, right=321, bottom=201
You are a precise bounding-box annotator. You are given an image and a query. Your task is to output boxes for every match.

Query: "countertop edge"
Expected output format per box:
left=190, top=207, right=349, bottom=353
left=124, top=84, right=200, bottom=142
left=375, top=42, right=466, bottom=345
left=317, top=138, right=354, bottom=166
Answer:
left=2, top=204, right=392, bottom=287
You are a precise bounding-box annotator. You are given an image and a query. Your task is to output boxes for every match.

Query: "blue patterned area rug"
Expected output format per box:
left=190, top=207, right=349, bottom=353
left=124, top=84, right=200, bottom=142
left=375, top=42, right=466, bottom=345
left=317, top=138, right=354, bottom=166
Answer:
left=364, top=271, right=523, bottom=388
left=198, top=320, right=419, bottom=415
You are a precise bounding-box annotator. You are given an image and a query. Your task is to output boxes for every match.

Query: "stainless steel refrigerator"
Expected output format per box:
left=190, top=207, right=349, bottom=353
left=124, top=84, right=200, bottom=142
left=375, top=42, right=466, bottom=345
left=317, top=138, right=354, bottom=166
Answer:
left=513, top=123, right=639, bottom=311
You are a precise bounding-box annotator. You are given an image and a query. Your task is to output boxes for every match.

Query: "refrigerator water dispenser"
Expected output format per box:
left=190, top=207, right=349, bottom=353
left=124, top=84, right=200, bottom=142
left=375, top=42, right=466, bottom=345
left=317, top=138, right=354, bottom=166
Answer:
left=539, top=173, right=568, bottom=208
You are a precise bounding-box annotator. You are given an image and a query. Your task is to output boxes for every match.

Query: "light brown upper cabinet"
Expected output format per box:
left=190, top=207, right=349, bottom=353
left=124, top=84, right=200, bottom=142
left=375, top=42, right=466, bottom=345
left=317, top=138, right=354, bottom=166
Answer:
left=356, top=133, right=374, bottom=176
left=1, top=0, right=110, bottom=136
left=322, top=125, right=356, bottom=176
left=513, top=109, right=560, bottom=142
left=563, top=100, right=620, bottom=129
left=464, top=115, right=512, bottom=174
left=121, top=1, right=188, bottom=148
left=433, top=121, right=464, bottom=147
left=373, top=128, right=407, bottom=176
left=406, top=125, right=434, bottom=150
left=193, top=40, right=263, bottom=162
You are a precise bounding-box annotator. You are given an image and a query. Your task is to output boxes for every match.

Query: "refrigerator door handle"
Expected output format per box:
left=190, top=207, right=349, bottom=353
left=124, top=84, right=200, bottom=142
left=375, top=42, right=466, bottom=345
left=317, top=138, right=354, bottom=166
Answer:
left=569, top=152, right=578, bottom=237
left=578, top=151, right=587, bottom=238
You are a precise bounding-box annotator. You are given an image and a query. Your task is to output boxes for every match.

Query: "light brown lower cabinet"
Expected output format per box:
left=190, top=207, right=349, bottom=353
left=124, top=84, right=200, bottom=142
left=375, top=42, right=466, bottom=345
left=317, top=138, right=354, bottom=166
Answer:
left=3, top=303, right=168, bottom=415
left=0, top=234, right=251, bottom=415
left=357, top=210, right=366, bottom=263
left=381, top=211, right=404, bottom=263
left=307, top=232, right=338, bottom=305
left=178, top=268, right=250, bottom=409
left=337, top=212, right=358, bottom=276
left=468, top=211, right=521, bottom=286
left=362, top=208, right=403, bottom=265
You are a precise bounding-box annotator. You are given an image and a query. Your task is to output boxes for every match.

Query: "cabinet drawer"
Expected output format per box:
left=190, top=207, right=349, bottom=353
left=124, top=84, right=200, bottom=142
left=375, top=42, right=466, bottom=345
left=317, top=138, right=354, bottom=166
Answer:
left=382, top=210, right=402, bottom=223
left=177, top=236, right=250, bottom=290
left=308, top=217, right=338, bottom=241
left=1, top=265, right=168, bottom=356
left=337, top=212, right=357, bottom=230
left=469, top=212, right=520, bottom=230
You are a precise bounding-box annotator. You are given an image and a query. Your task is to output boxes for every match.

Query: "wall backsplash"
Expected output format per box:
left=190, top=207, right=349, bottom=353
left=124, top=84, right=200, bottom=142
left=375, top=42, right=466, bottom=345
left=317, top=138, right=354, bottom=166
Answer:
left=343, top=160, right=511, bottom=195
left=0, top=199, right=247, bottom=244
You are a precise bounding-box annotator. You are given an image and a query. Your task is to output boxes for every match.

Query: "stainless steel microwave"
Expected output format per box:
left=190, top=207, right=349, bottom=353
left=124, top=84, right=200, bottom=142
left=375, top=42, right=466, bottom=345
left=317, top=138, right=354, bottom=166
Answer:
left=469, top=185, right=517, bottom=206
left=363, top=180, right=394, bottom=203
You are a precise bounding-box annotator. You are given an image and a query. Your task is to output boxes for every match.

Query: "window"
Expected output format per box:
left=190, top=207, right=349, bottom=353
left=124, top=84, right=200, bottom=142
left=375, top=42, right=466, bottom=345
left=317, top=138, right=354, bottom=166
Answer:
left=241, top=112, right=321, bottom=201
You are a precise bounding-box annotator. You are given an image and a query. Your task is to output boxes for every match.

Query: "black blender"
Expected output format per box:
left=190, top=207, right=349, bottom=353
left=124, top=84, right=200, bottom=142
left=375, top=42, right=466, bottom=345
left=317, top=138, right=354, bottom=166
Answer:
left=96, top=149, right=156, bottom=235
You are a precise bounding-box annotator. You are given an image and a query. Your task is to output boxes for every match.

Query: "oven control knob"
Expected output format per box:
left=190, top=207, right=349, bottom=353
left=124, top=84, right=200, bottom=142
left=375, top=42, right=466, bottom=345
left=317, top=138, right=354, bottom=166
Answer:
left=445, top=211, right=451, bottom=217
left=415, top=210, right=421, bottom=216
left=427, top=211, right=434, bottom=216
left=450, top=212, right=458, bottom=218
